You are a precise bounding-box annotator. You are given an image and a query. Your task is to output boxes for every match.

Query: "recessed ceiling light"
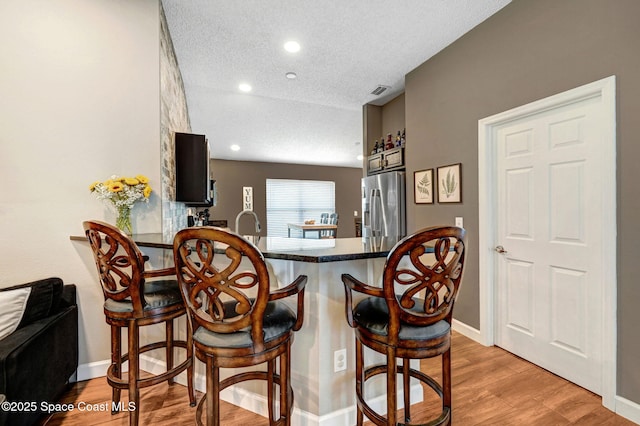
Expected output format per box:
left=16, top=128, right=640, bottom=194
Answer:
left=285, top=72, right=297, bottom=79
left=230, top=144, right=240, bottom=151
left=284, top=41, right=300, bottom=53
left=238, top=83, right=252, bottom=92
left=357, top=155, right=364, bottom=161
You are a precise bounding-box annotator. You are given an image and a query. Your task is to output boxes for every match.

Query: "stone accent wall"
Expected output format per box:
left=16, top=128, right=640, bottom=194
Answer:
left=160, top=2, right=189, bottom=237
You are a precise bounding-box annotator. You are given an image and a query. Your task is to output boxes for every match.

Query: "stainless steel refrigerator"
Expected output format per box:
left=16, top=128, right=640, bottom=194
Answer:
left=361, top=171, right=406, bottom=238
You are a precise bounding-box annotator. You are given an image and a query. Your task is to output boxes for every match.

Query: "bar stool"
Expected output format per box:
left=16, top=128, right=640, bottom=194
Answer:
left=172, top=227, right=307, bottom=426
left=342, top=226, right=466, bottom=425
left=83, top=220, right=195, bottom=426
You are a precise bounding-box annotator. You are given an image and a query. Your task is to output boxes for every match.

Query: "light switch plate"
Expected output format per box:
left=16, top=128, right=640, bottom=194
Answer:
left=455, top=217, right=463, bottom=228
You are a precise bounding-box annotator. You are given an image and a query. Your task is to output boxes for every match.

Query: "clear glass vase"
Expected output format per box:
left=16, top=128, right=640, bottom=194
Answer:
left=116, top=206, right=133, bottom=235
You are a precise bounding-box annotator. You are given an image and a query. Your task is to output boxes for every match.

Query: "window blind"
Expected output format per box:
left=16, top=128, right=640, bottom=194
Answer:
left=266, top=179, right=335, bottom=237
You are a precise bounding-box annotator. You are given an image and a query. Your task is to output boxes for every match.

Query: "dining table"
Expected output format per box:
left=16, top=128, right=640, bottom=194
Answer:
left=286, top=222, right=338, bottom=238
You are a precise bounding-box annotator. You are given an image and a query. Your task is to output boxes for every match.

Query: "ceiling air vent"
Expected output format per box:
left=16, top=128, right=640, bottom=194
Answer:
left=370, top=85, right=390, bottom=96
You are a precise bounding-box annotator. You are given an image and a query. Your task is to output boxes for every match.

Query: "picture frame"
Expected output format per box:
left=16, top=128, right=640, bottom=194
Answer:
left=414, top=169, right=434, bottom=204
left=437, top=163, right=462, bottom=203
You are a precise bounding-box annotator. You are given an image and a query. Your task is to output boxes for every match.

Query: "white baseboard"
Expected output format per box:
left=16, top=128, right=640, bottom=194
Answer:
left=76, top=360, right=110, bottom=382
left=452, top=319, right=483, bottom=344
left=615, top=395, right=640, bottom=424
left=77, top=355, right=169, bottom=382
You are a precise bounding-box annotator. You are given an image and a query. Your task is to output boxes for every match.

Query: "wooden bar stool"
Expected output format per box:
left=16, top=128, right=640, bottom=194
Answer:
left=342, top=226, right=466, bottom=425
left=173, top=227, right=307, bottom=426
left=84, top=220, right=195, bottom=426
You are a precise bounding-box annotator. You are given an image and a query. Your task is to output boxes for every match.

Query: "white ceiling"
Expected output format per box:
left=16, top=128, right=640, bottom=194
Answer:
left=162, top=0, right=511, bottom=168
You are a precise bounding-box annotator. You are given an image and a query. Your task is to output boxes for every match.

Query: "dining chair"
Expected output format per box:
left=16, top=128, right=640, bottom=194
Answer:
left=319, top=212, right=338, bottom=238
left=342, top=226, right=466, bottom=425
left=328, top=212, right=339, bottom=237
left=172, top=227, right=307, bottom=426
left=317, top=213, right=329, bottom=238
left=83, top=220, right=195, bottom=426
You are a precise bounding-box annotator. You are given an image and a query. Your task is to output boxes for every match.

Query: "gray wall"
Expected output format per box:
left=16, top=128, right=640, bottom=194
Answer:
left=381, top=93, right=405, bottom=147
left=205, top=159, right=362, bottom=238
left=404, top=0, right=640, bottom=401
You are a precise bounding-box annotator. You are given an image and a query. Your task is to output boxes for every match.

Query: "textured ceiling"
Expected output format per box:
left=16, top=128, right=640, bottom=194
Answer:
left=162, top=0, right=511, bottom=168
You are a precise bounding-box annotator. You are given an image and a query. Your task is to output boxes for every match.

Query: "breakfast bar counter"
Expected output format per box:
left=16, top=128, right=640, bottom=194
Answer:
left=116, top=233, right=402, bottom=262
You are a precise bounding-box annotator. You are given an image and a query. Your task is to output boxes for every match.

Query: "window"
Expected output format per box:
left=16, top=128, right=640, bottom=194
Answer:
left=266, top=179, right=335, bottom=237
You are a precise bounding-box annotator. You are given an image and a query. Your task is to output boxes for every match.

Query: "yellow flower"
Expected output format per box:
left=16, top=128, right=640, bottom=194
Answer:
left=109, top=182, right=124, bottom=192
left=90, top=174, right=151, bottom=212
left=136, top=175, right=149, bottom=184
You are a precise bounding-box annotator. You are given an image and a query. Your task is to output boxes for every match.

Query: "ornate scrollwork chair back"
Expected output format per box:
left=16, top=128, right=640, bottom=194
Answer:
left=383, top=228, right=466, bottom=334
left=173, top=227, right=307, bottom=426
left=174, top=227, right=276, bottom=352
left=83, top=220, right=195, bottom=426
left=342, top=226, right=466, bottom=426
left=85, top=221, right=148, bottom=317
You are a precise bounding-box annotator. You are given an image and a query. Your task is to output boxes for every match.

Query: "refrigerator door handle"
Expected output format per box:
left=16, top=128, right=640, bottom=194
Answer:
left=371, top=188, right=381, bottom=235
left=363, top=199, right=370, bottom=227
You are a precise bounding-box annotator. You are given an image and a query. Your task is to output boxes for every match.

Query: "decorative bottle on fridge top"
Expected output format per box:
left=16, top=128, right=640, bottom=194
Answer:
left=385, top=133, right=394, bottom=150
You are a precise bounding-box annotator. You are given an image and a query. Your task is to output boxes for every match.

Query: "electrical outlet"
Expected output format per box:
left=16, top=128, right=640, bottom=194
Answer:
left=334, top=348, right=347, bottom=372
left=354, top=210, right=358, bottom=217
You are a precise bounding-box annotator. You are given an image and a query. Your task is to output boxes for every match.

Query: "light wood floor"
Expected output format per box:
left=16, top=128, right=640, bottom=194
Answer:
left=41, top=332, right=636, bottom=425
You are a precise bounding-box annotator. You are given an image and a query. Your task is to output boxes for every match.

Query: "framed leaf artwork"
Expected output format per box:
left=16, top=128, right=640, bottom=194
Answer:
left=437, top=163, right=462, bottom=203
left=414, top=169, right=434, bottom=204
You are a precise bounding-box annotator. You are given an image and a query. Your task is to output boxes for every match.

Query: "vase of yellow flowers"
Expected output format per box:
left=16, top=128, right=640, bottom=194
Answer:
left=89, top=175, right=152, bottom=235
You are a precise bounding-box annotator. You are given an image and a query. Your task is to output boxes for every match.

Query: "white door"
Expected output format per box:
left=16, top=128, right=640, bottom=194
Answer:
left=493, top=87, right=613, bottom=395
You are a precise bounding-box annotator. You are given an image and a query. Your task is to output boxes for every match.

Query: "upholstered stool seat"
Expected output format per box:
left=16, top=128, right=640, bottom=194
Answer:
left=353, top=297, right=451, bottom=343
left=192, top=301, right=297, bottom=349
left=104, top=280, right=183, bottom=313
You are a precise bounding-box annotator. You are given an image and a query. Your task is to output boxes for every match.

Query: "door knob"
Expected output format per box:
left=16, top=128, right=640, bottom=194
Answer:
left=495, top=245, right=508, bottom=254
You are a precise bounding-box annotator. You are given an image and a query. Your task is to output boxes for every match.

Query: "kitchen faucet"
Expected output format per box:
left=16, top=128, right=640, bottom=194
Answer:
left=235, top=209, right=261, bottom=234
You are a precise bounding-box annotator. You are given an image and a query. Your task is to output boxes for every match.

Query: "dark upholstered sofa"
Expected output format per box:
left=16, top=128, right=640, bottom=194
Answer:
left=0, top=277, right=78, bottom=426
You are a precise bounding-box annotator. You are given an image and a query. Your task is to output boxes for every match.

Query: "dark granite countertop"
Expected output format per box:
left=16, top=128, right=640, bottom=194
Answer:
left=71, top=233, right=402, bottom=263
left=136, top=233, right=403, bottom=263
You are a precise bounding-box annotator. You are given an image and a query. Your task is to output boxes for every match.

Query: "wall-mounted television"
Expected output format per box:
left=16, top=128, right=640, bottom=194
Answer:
left=175, top=132, right=213, bottom=206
